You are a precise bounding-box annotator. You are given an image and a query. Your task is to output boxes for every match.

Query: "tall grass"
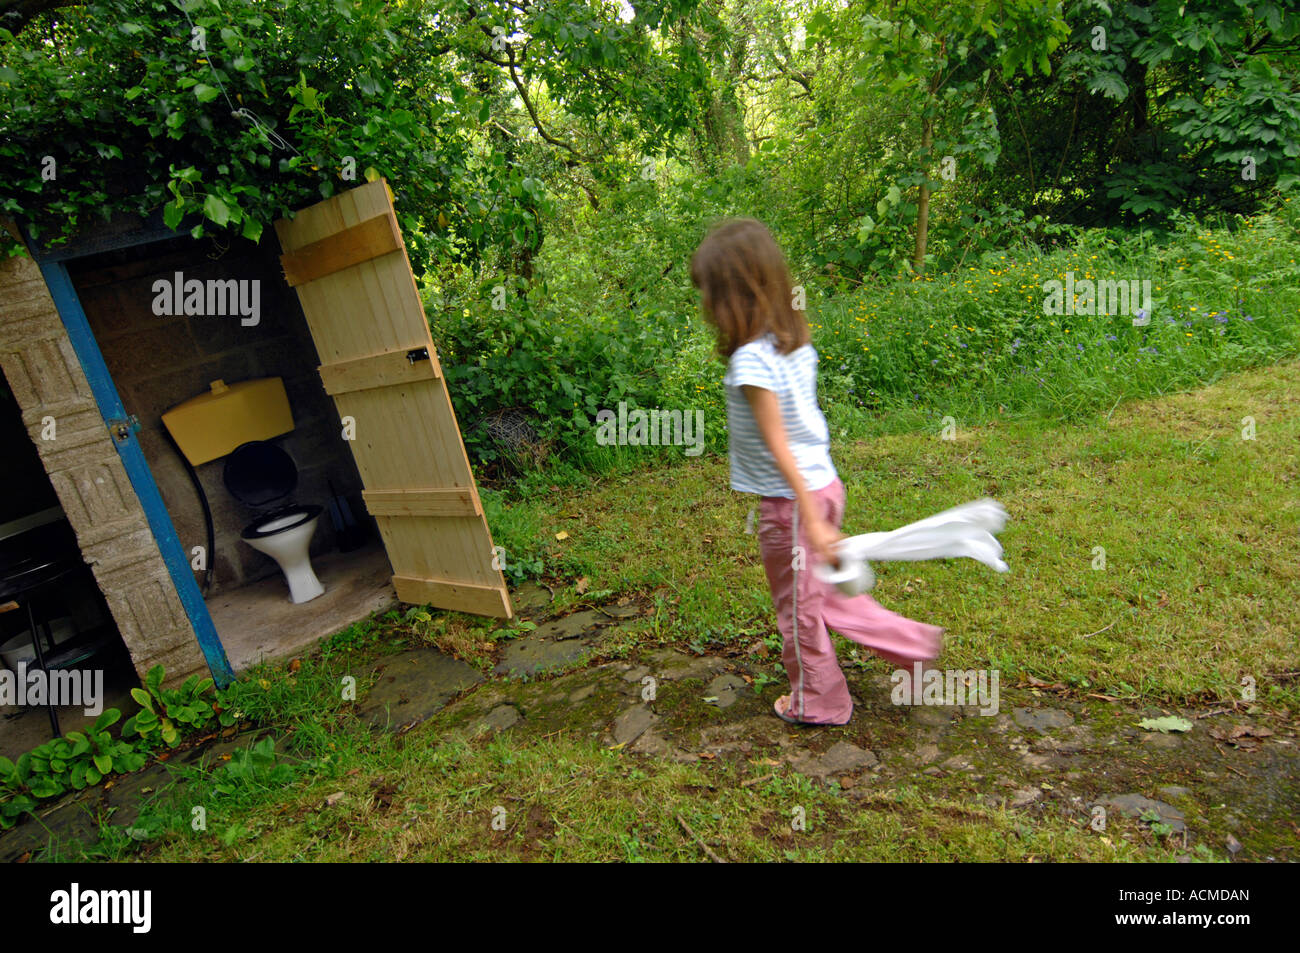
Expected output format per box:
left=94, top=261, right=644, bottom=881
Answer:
left=431, top=198, right=1300, bottom=484
left=813, top=203, right=1300, bottom=429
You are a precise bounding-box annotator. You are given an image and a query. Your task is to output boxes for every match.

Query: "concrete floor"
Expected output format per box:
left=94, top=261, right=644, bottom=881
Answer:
left=209, top=540, right=397, bottom=671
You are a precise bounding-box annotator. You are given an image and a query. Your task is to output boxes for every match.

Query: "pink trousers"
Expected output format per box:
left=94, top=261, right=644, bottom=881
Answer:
left=758, top=477, right=944, bottom=724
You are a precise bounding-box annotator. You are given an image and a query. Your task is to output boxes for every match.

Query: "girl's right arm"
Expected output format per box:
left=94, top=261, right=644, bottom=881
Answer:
left=741, top=384, right=841, bottom=565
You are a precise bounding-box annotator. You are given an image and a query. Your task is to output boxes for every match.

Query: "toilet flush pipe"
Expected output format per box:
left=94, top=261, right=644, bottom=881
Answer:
left=162, top=426, right=215, bottom=593
left=813, top=497, right=1010, bottom=597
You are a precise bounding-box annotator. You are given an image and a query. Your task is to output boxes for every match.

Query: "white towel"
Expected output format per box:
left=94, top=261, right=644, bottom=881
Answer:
left=814, top=498, right=1010, bottom=595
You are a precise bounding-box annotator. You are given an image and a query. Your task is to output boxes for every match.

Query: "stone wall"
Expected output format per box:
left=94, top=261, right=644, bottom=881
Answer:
left=0, top=253, right=207, bottom=685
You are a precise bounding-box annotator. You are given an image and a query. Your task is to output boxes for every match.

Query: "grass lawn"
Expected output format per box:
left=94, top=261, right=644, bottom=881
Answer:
left=34, top=356, right=1296, bottom=863
left=471, top=356, right=1300, bottom=707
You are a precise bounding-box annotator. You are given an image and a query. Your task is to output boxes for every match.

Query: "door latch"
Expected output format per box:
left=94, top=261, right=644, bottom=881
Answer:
left=406, top=346, right=430, bottom=364
left=108, top=415, right=141, bottom=443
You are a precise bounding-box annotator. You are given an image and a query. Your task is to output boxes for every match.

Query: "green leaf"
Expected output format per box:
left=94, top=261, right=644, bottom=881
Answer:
left=4, top=795, right=36, bottom=817
left=30, top=777, right=63, bottom=798
left=116, top=751, right=146, bottom=773
left=203, top=193, right=231, bottom=226
left=94, top=708, right=121, bottom=732
left=1138, top=716, right=1192, bottom=734
left=163, top=201, right=184, bottom=230
left=194, top=84, right=220, bottom=104
left=130, top=687, right=154, bottom=712
left=92, top=753, right=112, bottom=775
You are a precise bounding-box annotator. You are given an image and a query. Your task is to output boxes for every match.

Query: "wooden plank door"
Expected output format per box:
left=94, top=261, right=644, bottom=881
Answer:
left=274, top=180, right=511, bottom=619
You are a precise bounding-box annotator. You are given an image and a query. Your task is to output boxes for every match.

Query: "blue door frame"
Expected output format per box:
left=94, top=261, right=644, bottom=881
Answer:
left=25, top=225, right=235, bottom=686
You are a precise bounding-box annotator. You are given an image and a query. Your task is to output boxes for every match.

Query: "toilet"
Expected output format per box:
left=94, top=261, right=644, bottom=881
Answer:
left=224, top=441, right=325, bottom=604
left=161, top=377, right=326, bottom=605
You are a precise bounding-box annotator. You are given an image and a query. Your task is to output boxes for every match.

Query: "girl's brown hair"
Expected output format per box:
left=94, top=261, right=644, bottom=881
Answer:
left=690, top=218, right=810, bottom=357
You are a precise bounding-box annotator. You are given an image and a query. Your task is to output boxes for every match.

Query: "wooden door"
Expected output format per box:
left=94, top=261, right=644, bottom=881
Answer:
left=274, top=180, right=511, bottom=619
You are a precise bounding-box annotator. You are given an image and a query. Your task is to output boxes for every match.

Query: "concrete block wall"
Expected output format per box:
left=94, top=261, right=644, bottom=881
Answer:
left=0, top=253, right=207, bottom=685
left=67, top=237, right=366, bottom=595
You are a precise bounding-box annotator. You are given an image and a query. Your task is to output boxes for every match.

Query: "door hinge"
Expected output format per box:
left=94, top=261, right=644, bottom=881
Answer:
left=406, top=346, right=430, bottom=364
left=108, top=415, right=141, bottom=443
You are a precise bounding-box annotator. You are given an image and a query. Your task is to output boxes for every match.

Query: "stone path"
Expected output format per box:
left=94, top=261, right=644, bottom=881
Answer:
left=357, top=650, right=483, bottom=731
left=383, top=585, right=1296, bottom=860
left=2, top=584, right=1296, bottom=861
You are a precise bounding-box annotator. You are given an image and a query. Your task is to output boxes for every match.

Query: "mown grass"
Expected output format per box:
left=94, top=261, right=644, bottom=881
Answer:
left=465, top=357, right=1300, bottom=708
left=35, top=355, right=1299, bottom=863
left=64, top=728, right=1200, bottom=863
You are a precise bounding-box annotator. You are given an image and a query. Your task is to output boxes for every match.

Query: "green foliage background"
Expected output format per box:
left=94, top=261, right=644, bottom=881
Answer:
left=1, top=0, right=1297, bottom=479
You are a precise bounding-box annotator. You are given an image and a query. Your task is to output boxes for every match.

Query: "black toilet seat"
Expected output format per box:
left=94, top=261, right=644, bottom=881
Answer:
left=224, top=440, right=319, bottom=539
left=240, top=504, right=323, bottom=541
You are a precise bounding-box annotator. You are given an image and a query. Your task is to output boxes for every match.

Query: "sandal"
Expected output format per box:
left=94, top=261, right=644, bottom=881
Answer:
left=773, top=695, right=800, bottom=724
left=773, top=694, right=853, bottom=727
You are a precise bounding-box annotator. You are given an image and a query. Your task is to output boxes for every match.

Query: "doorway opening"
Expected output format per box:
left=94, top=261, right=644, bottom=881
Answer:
left=63, top=233, right=397, bottom=671
left=0, top=367, right=137, bottom=758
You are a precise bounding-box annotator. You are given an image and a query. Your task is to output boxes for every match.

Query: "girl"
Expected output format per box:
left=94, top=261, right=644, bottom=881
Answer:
left=690, top=218, right=943, bottom=725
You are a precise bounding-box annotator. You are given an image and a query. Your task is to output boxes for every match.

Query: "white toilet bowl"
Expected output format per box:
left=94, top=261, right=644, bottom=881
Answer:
left=224, top=440, right=329, bottom=605
left=240, top=505, right=325, bottom=604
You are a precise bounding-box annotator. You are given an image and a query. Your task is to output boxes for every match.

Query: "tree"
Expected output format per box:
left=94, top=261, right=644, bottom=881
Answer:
left=810, top=0, right=1068, bottom=274
left=0, top=0, right=710, bottom=274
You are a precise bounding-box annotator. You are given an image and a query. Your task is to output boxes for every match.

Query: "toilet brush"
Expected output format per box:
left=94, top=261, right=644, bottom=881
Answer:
left=814, top=498, right=1010, bottom=596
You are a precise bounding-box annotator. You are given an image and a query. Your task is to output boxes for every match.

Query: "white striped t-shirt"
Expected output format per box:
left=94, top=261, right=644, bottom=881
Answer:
left=723, top=333, right=837, bottom=498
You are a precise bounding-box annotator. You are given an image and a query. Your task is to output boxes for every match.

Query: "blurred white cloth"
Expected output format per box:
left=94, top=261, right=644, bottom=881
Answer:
left=814, top=498, right=1010, bottom=595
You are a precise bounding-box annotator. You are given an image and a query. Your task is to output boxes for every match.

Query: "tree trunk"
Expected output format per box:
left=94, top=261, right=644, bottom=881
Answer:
left=911, top=115, right=934, bottom=275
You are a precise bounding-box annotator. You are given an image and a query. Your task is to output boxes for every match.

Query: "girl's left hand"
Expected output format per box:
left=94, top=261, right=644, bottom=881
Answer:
left=804, top=515, right=844, bottom=568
